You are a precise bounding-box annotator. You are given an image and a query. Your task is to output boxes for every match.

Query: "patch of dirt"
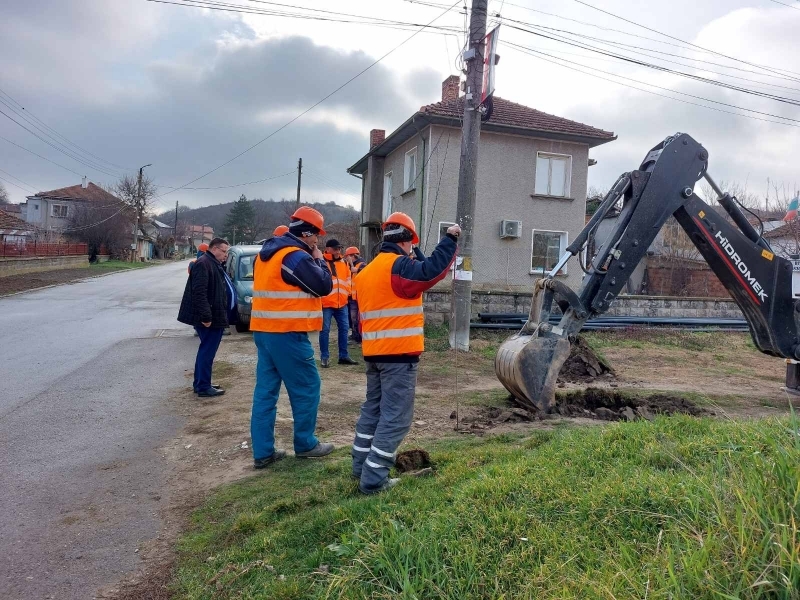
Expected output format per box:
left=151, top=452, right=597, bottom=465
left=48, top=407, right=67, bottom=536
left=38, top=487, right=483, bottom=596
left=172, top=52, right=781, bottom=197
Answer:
left=0, top=267, right=124, bottom=296
left=558, top=336, right=615, bottom=383
left=553, top=387, right=710, bottom=420
left=395, top=449, right=433, bottom=473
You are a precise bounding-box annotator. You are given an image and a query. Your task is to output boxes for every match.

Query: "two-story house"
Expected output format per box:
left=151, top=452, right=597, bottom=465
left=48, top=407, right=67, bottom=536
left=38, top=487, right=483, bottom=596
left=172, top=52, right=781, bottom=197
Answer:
left=22, top=178, right=123, bottom=232
left=347, top=75, right=616, bottom=291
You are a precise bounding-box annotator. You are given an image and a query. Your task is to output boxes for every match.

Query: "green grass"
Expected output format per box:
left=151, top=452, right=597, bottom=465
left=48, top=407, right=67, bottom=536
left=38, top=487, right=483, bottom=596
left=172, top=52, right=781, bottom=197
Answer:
left=171, top=417, right=800, bottom=599
left=89, top=259, right=153, bottom=270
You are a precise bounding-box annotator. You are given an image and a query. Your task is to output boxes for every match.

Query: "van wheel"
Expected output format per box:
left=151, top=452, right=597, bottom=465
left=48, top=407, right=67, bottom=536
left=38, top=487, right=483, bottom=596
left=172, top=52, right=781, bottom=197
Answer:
left=235, top=322, right=250, bottom=333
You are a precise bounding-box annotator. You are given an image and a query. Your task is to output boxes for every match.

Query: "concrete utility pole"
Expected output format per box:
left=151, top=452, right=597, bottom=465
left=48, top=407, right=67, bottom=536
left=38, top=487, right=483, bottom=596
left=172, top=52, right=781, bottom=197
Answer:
left=133, top=164, right=151, bottom=262
left=296, top=157, right=303, bottom=208
left=173, top=200, right=178, bottom=237
left=450, top=0, right=487, bottom=352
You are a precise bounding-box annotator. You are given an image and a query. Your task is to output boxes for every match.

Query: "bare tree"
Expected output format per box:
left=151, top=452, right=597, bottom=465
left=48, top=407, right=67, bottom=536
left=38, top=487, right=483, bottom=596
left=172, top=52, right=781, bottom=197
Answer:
left=0, top=182, right=9, bottom=205
left=65, top=202, right=135, bottom=259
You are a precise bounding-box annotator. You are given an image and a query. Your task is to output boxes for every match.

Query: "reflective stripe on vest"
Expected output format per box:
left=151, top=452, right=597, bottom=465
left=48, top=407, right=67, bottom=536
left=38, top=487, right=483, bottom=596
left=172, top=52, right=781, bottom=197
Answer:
left=322, top=260, right=351, bottom=309
left=250, top=247, right=323, bottom=333
left=353, top=252, right=424, bottom=357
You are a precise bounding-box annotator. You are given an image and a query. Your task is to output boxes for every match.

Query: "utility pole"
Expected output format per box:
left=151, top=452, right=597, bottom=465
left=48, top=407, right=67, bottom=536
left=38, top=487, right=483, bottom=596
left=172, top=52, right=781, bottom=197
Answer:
left=450, top=0, right=487, bottom=352
left=174, top=200, right=178, bottom=237
left=296, top=157, right=302, bottom=208
left=132, top=164, right=151, bottom=262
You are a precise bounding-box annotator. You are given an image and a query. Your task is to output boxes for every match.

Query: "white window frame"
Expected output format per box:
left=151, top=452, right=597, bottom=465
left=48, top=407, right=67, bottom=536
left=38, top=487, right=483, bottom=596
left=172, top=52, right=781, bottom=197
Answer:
left=438, top=221, right=456, bottom=242
left=383, top=171, right=393, bottom=220
left=534, top=152, right=572, bottom=198
left=51, top=203, right=68, bottom=218
left=530, top=229, right=568, bottom=275
left=404, top=147, right=417, bottom=192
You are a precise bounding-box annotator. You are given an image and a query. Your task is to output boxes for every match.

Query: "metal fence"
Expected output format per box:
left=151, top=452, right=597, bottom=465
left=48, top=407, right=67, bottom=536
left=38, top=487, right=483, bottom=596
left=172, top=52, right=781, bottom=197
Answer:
left=0, top=241, right=88, bottom=258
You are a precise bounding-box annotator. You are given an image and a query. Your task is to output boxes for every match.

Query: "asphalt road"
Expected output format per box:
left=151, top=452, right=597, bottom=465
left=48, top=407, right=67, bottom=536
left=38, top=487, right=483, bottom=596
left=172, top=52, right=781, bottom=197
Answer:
left=0, top=262, right=199, bottom=600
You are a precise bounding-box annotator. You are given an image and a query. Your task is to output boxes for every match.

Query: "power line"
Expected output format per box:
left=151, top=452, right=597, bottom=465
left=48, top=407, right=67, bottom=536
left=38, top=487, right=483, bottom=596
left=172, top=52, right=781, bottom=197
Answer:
left=768, top=0, right=800, bottom=10
left=0, top=167, right=37, bottom=193
left=156, top=0, right=463, bottom=196
left=147, top=0, right=462, bottom=35
left=302, top=168, right=360, bottom=198
left=0, top=134, right=85, bottom=177
left=0, top=88, right=130, bottom=172
left=155, top=170, right=295, bottom=190
left=504, top=41, right=800, bottom=128
left=502, top=21, right=800, bottom=110
left=571, top=0, right=800, bottom=81
left=0, top=174, right=36, bottom=195
left=0, top=109, right=121, bottom=177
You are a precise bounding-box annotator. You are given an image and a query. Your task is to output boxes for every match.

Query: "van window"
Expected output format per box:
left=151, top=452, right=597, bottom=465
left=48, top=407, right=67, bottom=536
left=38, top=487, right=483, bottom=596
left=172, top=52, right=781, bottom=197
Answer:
left=238, top=254, right=256, bottom=281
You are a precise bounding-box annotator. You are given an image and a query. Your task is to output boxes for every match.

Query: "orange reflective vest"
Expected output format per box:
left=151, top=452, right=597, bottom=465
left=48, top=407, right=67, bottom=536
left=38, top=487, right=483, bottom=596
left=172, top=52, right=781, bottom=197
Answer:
left=353, top=252, right=425, bottom=357
left=250, top=247, right=323, bottom=333
left=322, top=254, right=351, bottom=309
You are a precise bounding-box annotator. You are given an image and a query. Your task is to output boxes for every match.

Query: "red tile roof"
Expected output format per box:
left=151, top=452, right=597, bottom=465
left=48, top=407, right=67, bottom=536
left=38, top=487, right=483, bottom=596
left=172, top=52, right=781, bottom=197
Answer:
left=0, top=208, right=34, bottom=232
left=32, top=182, right=121, bottom=204
left=420, top=96, right=615, bottom=141
left=764, top=221, right=796, bottom=239
left=2, top=203, right=22, bottom=214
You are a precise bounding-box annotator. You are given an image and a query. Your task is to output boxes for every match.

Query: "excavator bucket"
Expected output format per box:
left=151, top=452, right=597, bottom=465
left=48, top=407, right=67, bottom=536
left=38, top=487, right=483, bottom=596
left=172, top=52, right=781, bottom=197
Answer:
left=495, top=333, right=571, bottom=413
left=494, top=280, right=573, bottom=413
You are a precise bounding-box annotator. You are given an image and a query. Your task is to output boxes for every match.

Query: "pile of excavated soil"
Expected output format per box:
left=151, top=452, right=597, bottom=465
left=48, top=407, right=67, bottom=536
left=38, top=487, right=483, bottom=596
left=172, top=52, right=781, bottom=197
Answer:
left=395, top=449, right=433, bottom=473
left=558, top=337, right=615, bottom=383
left=553, top=387, right=709, bottom=421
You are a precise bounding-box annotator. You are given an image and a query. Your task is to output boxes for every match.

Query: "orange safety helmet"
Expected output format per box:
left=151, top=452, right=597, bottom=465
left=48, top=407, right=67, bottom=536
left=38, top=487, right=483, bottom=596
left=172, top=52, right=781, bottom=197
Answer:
left=382, top=211, right=419, bottom=244
left=198, top=242, right=209, bottom=252
left=344, top=246, right=360, bottom=257
left=290, top=206, right=326, bottom=236
left=273, top=225, right=289, bottom=236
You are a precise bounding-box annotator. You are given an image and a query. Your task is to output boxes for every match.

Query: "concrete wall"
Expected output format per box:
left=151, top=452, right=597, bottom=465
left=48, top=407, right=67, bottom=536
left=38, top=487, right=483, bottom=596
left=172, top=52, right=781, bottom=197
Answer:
left=0, top=255, right=88, bottom=278
left=422, top=290, right=743, bottom=324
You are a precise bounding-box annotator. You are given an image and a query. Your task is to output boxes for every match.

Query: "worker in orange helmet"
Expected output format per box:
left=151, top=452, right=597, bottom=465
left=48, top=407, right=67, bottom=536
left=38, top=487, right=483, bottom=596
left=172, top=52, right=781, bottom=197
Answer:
left=187, top=242, right=210, bottom=274
left=344, top=246, right=365, bottom=344
left=351, top=212, right=460, bottom=494
left=249, top=205, right=336, bottom=469
left=273, top=225, right=289, bottom=237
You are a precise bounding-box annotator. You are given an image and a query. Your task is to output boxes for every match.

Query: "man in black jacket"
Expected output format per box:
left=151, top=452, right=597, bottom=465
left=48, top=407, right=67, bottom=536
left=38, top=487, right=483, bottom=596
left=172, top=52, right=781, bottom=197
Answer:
left=178, top=237, right=238, bottom=397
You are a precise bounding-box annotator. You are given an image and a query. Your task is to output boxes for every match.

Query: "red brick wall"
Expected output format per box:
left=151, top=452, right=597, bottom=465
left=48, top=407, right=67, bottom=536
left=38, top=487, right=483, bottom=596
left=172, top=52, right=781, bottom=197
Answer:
left=643, top=257, right=730, bottom=298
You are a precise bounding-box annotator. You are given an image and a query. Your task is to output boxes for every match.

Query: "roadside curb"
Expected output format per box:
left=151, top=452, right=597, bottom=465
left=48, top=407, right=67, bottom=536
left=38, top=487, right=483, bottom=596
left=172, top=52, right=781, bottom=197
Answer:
left=0, top=263, right=178, bottom=299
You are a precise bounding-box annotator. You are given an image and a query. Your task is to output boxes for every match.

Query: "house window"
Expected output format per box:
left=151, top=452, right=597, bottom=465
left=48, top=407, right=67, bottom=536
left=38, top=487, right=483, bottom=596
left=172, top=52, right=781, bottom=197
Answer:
left=51, top=204, right=68, bottom=218
left=383, top=172, right=393, bottom=220
left=531, top=229, right=568, bottom=275
left=438, top=221, right=455, bottom=242
left=534, top=153, right=571, bottom=197
left=404, top=148, right=417, bottom=191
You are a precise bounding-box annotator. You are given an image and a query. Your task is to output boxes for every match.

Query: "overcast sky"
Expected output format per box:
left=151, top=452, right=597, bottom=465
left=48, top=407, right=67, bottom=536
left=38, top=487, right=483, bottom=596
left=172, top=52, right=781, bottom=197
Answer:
left=1, top=0, right=798, bottom=214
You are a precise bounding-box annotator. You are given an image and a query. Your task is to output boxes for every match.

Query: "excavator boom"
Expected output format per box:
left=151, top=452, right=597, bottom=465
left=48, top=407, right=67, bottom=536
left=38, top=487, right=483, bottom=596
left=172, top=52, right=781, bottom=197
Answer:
left=496, top=133, right=800, bottom=412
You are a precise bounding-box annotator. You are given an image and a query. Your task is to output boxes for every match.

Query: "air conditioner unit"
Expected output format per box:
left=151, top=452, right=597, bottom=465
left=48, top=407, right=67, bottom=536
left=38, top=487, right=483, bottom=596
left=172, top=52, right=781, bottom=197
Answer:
left=500, top=219, right=522, bottom=239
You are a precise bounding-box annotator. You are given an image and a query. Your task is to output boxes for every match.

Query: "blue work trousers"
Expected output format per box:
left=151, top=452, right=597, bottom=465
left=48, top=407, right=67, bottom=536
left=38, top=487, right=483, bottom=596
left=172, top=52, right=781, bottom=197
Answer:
left=319, top=306, right=350, bottom=361
left=193, top=326, right=225, bottom=393
left=251, top=331, right=321, bottom=460
left=352, top=361, right=418, bottom=493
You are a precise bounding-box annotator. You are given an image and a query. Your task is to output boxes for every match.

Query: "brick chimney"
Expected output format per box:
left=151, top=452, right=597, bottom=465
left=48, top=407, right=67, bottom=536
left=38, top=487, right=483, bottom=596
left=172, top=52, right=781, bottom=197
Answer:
left=370, top=128, right=386, bottom=150
left=442, top=75, right=460, bottom=103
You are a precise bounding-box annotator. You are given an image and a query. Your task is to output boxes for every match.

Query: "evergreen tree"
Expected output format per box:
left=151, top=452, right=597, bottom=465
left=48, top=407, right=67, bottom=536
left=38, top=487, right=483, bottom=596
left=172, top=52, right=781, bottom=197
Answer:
left=223, top=194, right=256, bottom=244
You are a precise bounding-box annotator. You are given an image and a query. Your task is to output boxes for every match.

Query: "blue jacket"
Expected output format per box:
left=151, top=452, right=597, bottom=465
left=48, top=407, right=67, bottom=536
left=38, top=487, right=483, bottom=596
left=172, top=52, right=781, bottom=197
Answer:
left=258, top=233, right=333, bottom=297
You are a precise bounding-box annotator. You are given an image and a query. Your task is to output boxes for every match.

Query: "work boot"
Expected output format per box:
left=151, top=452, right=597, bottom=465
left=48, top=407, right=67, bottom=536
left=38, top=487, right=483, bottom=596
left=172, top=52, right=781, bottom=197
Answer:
left=296, top=442, right=334, bottom=458
left=197, top=387, right=225, bottom=397
left=320, top=358, right=330, bottom=368
left=359, top=478, right=400, bottom=496
left=253, top=449, right=287, bottom=469
left=194, top=384, right=223, bottom=394
left=338, top=357, right=358, bottom=365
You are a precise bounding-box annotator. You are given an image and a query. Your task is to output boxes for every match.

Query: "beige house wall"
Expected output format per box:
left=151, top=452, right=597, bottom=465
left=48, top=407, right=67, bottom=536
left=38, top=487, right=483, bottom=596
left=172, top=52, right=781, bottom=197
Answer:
left=374, top=124, right=591, bottom=290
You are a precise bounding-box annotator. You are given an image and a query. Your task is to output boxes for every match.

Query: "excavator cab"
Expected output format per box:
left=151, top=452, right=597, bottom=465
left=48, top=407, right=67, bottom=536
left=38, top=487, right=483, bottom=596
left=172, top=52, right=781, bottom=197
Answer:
left=496, top=133, right=800, bottom=413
